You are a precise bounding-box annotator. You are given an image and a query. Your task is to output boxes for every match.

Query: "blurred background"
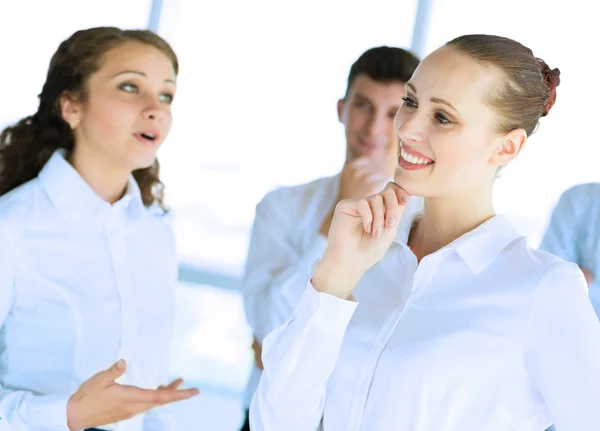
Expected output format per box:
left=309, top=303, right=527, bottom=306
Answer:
left=0, top=0, right=598, bottom=429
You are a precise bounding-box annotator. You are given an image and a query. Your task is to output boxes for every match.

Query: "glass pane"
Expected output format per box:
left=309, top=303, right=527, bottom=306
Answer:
left=171, top=282, right=252, bottom=430
left=423, top=0, right=599, bottom=245
left=171, top=281, right=252, bottom=392
left=157, top=0, right=419, bottom=272
left=0, top=0, right=152, bottom=128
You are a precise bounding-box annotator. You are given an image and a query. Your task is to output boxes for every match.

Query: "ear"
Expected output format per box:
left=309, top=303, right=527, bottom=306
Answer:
left=489, top=128, right=527, bottom=167
left=337, top=98, right=346, bottom=124
left=59, top=91, right=82, bottom=130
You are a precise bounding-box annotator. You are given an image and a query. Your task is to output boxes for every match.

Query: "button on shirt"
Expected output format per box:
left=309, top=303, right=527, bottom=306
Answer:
left=0, top=151, right=178, bottom=431
left=250, top=215, right=600, bottom=431
left=540, top=183, right=600, bottom=318
left=242, top=175, right=421, bottom=407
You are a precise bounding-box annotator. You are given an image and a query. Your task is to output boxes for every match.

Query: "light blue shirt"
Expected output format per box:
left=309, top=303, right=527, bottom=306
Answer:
left=540, top=183, right=600, bottom=319
left=0, top=151, right=178, bottom=431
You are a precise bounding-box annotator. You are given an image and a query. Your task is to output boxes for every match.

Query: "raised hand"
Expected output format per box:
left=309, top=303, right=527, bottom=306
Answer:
left=67, top=360, right=199, bottom=431
left=313, top=182, right=410, bottom=300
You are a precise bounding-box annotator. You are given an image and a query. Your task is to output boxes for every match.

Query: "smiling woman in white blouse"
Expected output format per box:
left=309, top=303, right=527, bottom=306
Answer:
left=0, top=27, right=198, bottom=431
left=250, top=34, right=600, bottom=431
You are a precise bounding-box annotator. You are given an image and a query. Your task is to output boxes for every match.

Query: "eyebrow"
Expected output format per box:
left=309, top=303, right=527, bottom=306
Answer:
left=406, top=82, right=458, bottom=112
left=111, top=70, right=176, bottom=84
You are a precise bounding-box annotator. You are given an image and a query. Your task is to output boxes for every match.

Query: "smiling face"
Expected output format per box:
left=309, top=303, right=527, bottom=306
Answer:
left=60, top=40, right=177, bottom=174
left=338, top=74, right=406, bottom=162
left=392, top=47, right=525, bottom=198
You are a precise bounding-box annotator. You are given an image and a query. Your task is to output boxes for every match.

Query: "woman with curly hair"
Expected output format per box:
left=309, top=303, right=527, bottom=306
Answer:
left=0, top=27, right=198, bottom=431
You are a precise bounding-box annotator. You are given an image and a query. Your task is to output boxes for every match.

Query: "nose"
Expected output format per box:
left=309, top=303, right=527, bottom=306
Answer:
left=394, top=109, right=425, bottom=144
left=142, top=96, right=164, bottom=121
left=366, top=110, right=387, bottom=139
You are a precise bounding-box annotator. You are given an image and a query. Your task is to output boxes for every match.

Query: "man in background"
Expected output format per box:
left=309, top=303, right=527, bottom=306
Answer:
left=239, top=46, right=420, bottom=430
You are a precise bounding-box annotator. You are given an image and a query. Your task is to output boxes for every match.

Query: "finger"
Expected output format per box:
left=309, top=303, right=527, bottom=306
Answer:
left=122, top=386, right=199, bottom=405
left=87, top=359, right=127, bottom=388
left=367, top=194, right=385, bottom=238
left=159, top=378, right=184, bottom=391
left=381, top=188, right=400, bottom=228
left=384, top=182, right=411, bottom=206
left=355, top=198, right=373, bottom=234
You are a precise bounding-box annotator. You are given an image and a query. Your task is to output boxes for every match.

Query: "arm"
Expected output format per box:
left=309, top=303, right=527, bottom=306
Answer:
left=251, top=185, right=410, bottom=430
left=524, top=262, right=600, bottom=431
left=244, top=195, right=328, bottom=342
left=249, top=283, right=357, bottom=430
left=0, top=222, right=72, bottom=430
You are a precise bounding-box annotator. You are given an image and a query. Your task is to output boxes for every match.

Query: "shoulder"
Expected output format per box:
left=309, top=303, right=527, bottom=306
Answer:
left=140, top=209, right=177, bottom=250
left=257, top=175, right=337, bottom=215
left=558, top=182, right=600, bottom=202
left=510, top=241, right=585, bottom=291
left=0, top=178, right=45, bottom=226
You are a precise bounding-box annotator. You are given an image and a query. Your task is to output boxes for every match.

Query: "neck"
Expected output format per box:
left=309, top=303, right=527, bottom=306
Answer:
left=409, top=187, right=495, bottom=261
left=68, top=146, right=130, bottom=204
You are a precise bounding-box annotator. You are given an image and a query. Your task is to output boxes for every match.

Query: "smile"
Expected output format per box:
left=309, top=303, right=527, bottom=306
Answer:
left=398, top=143, right=435, bottom=170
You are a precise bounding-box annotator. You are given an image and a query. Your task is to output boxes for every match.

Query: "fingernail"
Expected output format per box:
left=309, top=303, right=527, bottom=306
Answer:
left=388, top=217, right=396, bottom=227
left=401, top=195, right=409, bottom=204
left=115, top=360, right=124, bottom=371
left=365, top=224, right=371, bottom=234
left=375, top=227, right=382, bottom=238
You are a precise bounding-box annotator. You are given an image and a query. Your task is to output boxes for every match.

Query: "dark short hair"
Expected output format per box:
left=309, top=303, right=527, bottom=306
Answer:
left=344, top=46, right=420, bottom=98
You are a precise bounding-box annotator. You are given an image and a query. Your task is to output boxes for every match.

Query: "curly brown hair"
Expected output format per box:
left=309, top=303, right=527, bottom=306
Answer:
left=0, top=27, right=179, bottom=211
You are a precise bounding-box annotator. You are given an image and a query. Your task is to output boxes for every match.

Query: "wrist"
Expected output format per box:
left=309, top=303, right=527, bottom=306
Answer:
left=312, top=252, right=363, bottom=299
left=67, top=394, right=85, bottom=431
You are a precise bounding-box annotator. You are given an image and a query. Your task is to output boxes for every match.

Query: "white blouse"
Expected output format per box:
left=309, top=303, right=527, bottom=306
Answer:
left=0, top=151, right=178, bottom=431
left=250, top=215, right=600, bottom=431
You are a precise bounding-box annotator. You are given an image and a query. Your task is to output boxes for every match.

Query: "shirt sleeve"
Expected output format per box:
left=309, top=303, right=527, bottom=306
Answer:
left=0, top=222, right=71, bottom=431
left=524, top=262, right=600, bottom=431
left=243, top=194, right=329, bottom=342
left=539, top=188, right=582, bottom=264
left=249, top=283, right=357, bottom=431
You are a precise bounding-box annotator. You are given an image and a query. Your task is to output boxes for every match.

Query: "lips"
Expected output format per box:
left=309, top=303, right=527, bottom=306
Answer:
left=397, top=142, right=435, bottom=171
left=134, top=130, right=160, bottom=146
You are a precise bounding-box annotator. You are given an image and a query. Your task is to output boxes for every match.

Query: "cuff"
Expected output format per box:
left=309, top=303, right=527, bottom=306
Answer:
left=291, top=281, right=358, bottom=337
left=26, top=393, right=71, bottom=431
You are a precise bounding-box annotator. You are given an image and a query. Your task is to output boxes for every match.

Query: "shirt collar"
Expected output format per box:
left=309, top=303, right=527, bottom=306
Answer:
left=38, top=150, right=144, bottom=224
left=394, top=206, right=522, bottom=274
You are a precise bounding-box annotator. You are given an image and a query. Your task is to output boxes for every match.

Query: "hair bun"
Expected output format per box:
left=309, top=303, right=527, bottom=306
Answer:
left=537, top=58, right=560, bottom=117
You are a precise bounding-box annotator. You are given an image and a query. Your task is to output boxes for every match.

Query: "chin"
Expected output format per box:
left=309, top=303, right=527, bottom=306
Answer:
left=129, top=154, right=157, bottom=172
left=393, top=171, right=432, bottom=198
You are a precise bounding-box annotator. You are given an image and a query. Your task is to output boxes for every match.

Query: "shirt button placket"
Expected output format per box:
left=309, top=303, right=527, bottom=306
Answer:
left=106, top=212, right=137, bottom=387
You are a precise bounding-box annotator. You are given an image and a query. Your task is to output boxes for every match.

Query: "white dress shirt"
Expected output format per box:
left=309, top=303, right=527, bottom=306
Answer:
left=250, top=214, right=600, bottom=431
left=0, top=151, right=178, bottom=431
left=242, top=175, right=420, bottom=407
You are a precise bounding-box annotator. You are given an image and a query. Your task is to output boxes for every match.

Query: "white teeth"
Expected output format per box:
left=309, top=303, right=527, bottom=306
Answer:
left=400, top=148, right=430, bottom=165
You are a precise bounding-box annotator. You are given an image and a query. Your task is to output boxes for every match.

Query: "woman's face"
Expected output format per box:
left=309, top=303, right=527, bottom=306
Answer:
left=62, top=41, right=177, bottom=173
left=393, top=47, right=519, bottom=198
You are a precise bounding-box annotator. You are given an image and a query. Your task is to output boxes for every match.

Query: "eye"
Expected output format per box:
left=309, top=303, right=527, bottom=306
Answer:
left=159, top=93, right=174, bottom=104
left=401, top=96, right=417, bottom=108
left=119, top=83, right=138, bottom=93
left=355, top=101, right=372, bottom=112
left=434, top=112, right=452, bottom=125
